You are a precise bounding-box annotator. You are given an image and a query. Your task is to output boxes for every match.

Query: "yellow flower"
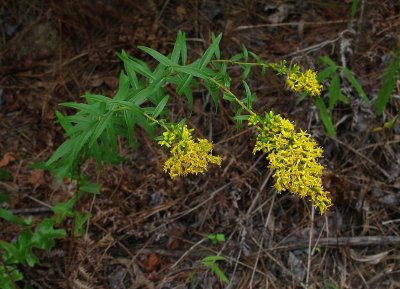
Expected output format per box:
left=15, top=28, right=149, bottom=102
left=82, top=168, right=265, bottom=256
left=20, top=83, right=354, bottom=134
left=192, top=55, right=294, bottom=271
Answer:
left=249, top=111, right=332, bottom=213
left=287, top=64, right=323, bottom=97
left=161, top=125, right=222, bottom=178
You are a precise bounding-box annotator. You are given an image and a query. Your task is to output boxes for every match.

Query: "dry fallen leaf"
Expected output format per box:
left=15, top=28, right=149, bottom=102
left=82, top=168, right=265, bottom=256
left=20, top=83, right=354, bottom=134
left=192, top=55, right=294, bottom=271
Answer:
left=143, top=253, right=160, bottom=272
left=350, top=249, right=389, bottom=265
left=28, top=169, right=44, bottom=188
left=0, top=152, right=15, bottom=167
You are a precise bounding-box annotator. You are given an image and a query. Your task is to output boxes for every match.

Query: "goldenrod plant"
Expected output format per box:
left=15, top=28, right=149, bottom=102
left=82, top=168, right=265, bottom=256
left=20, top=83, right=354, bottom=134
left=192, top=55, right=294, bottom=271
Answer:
left=0, top=32, right=333, bottom=288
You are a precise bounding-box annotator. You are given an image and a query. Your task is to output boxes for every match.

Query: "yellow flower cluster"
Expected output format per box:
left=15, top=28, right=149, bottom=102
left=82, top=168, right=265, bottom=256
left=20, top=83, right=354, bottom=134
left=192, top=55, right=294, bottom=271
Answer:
left=249, top=112, right=332, bottom=213
left=287, top=64, right=323, bottom=97
left=158, top=125, right=222, bottom=178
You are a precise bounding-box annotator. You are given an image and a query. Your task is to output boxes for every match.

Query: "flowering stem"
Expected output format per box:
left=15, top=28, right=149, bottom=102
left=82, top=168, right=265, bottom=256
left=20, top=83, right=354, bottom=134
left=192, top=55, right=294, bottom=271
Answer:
left=207, top=77, right=255, bottom=115
left=143, top=112, right=170, bottom=132
left=212, top=59, right=272, bottom=68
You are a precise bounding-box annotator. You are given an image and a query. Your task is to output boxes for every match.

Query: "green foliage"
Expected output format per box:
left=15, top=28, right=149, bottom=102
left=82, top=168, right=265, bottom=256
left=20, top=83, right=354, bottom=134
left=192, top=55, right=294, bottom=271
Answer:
left=314, top=97, right=336, bottom=137
left=351, top=0, right=360, bottom=19
left=0, top=169, right=13, bottom=181
left=202, top=256, right=229, bottom=284
left=0, top=208, right=31, bottom=226
left=0, top=265, right=23, bottom=289
left=383, top=113, right=399, bottom=129
left=375, top=49, right=400, bottom=116
left=0, top=218, right=66, bottom=288
left=207, top=233, right=226, bottom=245
left=202, top=234, right=228, bottom=284
left=316, top=56, right=369, bottom=136
left=0, top=194, right=9, bottom=204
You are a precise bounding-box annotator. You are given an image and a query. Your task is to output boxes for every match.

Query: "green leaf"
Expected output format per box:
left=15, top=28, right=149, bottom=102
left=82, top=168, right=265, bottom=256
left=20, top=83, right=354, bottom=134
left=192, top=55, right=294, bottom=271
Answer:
left=118, top=50, right=141, bottom=88
left=31, top=219, right=67, bottom=250
left=123, top=110, right=136, bottom=147
left=0, top=265, right=23, bottom=288
left=233, top=115, right=250, bottom=121
left=375, top=49, right=400, bottom=116
left=200, top=33, right=222, bottom=70
left=55, top=111, right=74, bottom=135
left=242, top=80, right=253, bottom=108
left=0, top=193, right=9, bottom=203
left=211, top=33, right=221, bottom=60
left=171, top=31, right=185, bottom=64
left=138, top=46, right=176, bottom=67
left=88, top=111, right=114, bottom=148
left=79, top=182, right=100, bottom=195
left=202, top=256, right=229, bottom=284
left=0, top=169, right=13, bottom=181
left=183, top=86, right=194, bottom=110
left=174, top=65, right=209, bottom=79
left=242, top=45, right=248, bottom=62
left=318, top=66, right=337, bottom=82
left=0, top=241, right=23, bottom=263
left=45, top=139, right=75, bottom=166
left=351, top=0, right=360, bottom=18
left=0, top=208, right=25, bottom=226
left=315, top=97, right=336, bottom=137
left=61, top=102, right=103, bottom=116
left=342, top=66, right=369, bottom=104
left=207, top=234, right=225, bottom=244
left=52, top=197, right=78, bottom=223
left=207, top=85, right=220, bottom=110
left=242, top=65, right=251, bottom=80
left=177, top=74, right=193, bottom=95
left=181, top=33, right=188, bottom=65
left=130, top=78, right=165, bottom=105
left=230, top=53, right=242, bottom=62
left=319, top=56, right=337, bottom=67
left=222, top=93, right=235, bottom=102
left=328, top=75, right=341, bottom=109
left=73, top=212, right=91, bottom=237
left=249, top=51, right=261, bottom=63
left=152, top=95, right=169, bottom=118
left=114, top=72, right=130, bottom=100
left=119, top=52, right=155, bottom=81
left=383, top=113, right=400, bottom=129
left=16, top=231, right=38, bottom=266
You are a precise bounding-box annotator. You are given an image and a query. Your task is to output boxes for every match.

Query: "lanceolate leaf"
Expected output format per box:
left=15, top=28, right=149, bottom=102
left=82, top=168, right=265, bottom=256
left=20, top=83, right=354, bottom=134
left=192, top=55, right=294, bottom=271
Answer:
left=375, top=49, right=400, bottom=116
left=328, top=74, right=341, bottom=109
left=138, top=46, right=176, bottom=67
left=118, top=50, right=140, bottom=89
left=88, top=111, right=114, bottom=147
left=342, top=66, right=369, bottom=105
left=153, top=95, right=169, bottom=118
left=174, top=65, right=209, bottom=79
left=171, top=31, right=185, bottom=64
left=0, top=208, right=24, bottom=226
left=200, top=33, right=222, bottom=70
left=202, top=256, right=229, bottom=284
left=46, top=139, right=75, bottom=166
left=315, top=97, right=336, bottom=137
left=319, top=55, right=337, bottom=68
left=318, top=66, right=337, bottom=82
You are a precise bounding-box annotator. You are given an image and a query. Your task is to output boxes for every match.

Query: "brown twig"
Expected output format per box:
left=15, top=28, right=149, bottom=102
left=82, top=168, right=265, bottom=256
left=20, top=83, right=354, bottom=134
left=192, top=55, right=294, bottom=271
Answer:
left=278, top=236, right=400, bottom=250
